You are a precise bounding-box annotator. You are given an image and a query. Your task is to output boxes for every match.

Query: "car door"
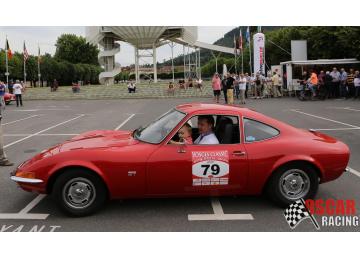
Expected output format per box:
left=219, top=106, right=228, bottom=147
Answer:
left=146, top=114, right=249, bottom=197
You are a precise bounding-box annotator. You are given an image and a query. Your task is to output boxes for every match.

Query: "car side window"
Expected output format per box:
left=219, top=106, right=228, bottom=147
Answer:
left=243, top=118, right=279, bottom=143
left=169, top=115, right=240, bottom=145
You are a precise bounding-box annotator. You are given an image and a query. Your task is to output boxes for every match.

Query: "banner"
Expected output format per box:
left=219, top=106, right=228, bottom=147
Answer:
left=253, top=33, right=265, bottom=75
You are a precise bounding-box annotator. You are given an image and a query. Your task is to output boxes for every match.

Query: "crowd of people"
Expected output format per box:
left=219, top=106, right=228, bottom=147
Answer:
left=211, top=71, right=284, bottom=105
left=299, top=67, right=360, bottom=100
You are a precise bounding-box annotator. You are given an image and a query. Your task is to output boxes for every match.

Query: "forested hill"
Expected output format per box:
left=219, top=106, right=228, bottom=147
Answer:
left=159, top=26, right=281, bottom=67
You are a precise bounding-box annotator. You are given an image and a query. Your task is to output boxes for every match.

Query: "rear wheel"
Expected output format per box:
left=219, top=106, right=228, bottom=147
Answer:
left=5, top=101, right=10, bottom=105
left=52, top=168, right=107, bottom=216
left=266, top=163, right=319, bottom=207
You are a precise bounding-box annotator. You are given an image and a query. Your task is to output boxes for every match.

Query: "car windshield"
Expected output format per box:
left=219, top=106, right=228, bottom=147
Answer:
left=134, top=109, right=186, bottom=144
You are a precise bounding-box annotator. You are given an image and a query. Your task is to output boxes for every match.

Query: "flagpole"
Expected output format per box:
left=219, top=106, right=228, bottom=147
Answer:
left=249, top=29, right=253, bottom=75
left=37, top=44, right=41, bottom=87
left=5, top=36, right=9, bottom=86
left=23, top=41, right=26, bottom=86
left=241, top=49, right=244, bottom=74
left=234, top=35, right=237, bottom=74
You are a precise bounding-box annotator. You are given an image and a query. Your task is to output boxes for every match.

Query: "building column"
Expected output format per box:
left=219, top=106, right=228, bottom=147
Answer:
left=135, top=47, right=139, bottom=83
left=153, top=44, right=157, bottom=83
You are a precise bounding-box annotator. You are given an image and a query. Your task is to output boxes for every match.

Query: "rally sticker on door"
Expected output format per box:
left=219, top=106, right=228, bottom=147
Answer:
left=192, top=151, right=229, bottom=186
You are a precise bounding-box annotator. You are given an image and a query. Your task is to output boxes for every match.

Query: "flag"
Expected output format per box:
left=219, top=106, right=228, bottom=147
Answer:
left=284, top=199, right=320, bottom=230
left=239, top=29, right=243, bottom=51
left=246, top=26, right=251, bottom=45
left=23, top=41, right=29, bottom=61
left=5, top=39, right=13, bottom=60
left=37, top=46, right=41, bottom=63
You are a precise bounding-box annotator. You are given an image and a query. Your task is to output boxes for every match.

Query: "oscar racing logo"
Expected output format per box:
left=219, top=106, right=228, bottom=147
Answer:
left=284, top=199, right=358, bottom=230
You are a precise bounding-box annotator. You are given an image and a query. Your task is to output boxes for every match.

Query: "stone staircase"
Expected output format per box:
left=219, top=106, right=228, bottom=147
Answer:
left=22, top=82, right=214, bottom=100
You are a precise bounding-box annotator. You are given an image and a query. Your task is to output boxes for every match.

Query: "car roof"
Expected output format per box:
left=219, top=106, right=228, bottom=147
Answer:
left=176, top=103, right=256, bottom=116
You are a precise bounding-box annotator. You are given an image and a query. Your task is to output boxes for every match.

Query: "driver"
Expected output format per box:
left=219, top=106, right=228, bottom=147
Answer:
left=194, top=115, right=219, bottom=145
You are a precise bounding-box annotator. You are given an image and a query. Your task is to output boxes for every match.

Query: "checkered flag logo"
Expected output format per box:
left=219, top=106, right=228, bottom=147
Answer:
left=284, top=199, right=320, bottom=230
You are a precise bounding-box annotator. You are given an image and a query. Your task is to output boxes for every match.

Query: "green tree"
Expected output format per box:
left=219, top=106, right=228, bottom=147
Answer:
left=54, top=34, right=99, bottom=65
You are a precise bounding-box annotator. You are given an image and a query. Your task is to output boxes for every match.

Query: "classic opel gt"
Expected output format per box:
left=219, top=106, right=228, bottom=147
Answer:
left=10, top=103, right=350, bottom=216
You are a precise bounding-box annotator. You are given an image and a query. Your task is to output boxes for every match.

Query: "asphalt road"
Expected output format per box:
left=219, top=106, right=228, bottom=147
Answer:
left=0, top=97, right=359, bottom=232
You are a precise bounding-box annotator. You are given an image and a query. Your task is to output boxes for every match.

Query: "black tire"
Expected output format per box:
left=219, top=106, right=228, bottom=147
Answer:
left=265, top=163, right=319, bottom=207
left=5, top=101, right=10, bottom=105
left=52, top=168, right=108, bottom=217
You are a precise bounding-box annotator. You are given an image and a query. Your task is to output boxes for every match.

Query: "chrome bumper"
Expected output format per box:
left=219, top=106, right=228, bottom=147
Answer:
left=10, top=176, right=44, bottom=184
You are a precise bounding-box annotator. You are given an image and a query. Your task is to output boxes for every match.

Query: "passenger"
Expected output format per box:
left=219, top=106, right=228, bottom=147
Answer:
left=194, top=115, right=219, bottom=145
left=169, top=123, right=193, bottom=145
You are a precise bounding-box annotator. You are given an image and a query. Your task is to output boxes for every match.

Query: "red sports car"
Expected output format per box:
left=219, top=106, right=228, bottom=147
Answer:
left=10, top=103, right=350, bottom=216
left=4, top=92, right=15, bottom=105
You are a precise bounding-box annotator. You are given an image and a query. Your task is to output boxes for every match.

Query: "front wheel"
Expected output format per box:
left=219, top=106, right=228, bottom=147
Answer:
left=265, top=163, right=319, bottom=207
left=52, top=169, right=108, bottom=216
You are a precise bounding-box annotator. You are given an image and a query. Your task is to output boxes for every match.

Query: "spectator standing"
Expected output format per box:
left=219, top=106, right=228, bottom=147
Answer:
left=339, top=68, right=348, bottom=98
left=238, top=74, right=247, bottom=104
left=271, top=72, right=282, bottom=98
left=347, top=69, right=355, bottom=98
left=245, top=73, right=250, bottom=98
left=0, top=81, right=6, bottom=108
left=226, top=73, right=235, bottom=105
left=234, top=74, right=240, bottom=100
left=13, top=80, right=24, bottom=107
left=211, top=73, right=221, bottom=103
left=317, top=71, right=326, bottom=99
left=324, top=71, right=332, bottom=99
left=8, top=80, right=13, bottom=94
left=330, top=67, right=340, bottom=98
left=221, top=75, right=228, bottom=104
left=254, top=72, right=263, bottom=99
left=354, top=70, right=360, bottom=99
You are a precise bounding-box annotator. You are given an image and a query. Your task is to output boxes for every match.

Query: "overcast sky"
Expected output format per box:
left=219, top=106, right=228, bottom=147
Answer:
left=0, top=26, right=235, bottom=66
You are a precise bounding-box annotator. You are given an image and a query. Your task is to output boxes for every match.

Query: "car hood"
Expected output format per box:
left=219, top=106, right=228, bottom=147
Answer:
left=59, top=130, right=139, bottom=151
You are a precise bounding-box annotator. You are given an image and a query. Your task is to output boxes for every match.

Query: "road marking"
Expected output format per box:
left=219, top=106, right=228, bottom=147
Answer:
left=0, top=194, right=49, bottom=220
left=312, top=127, right=360, bottom=131
left=347, top=167, right=360, bottom=178
left=3, top=115, right=42, bottom=126
left=4, top=114, right=85, bottom=149
left=114, top=114, right=136, bottom=130
left=0, top=113, right=136, bottom=220
left=326, top=107, right=360, bottom=112
left=290, top=109, right=360, bottom=128
left=188, top=197, right=254, bottom=221
left=4, top=134, right=79, bottom=137
left=12, top=109, right=72, bottom=112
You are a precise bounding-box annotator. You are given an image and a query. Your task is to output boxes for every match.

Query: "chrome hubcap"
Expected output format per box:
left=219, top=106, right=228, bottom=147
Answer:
left=279, top=169, right=310, bottom=200
left=63, top=177, right=96, bottom=209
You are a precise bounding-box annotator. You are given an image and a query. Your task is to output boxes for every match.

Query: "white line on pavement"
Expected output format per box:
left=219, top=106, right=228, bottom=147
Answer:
left=290, top=109, right=360, bottom=128
left=188, top=197, right=254, bottom=221
left=312, top=127, right=360, bottom=131
left=18, top=194, right=47, bottom=214
left=0, top=194, right=49, bottom=220
left=3, top=115, right=42, bottom=126
left=347, top=167, right=360, bottom=178
left=4, top=114, right=85, bottom=149
left=4, top=134, right=79, bottom=137
left=342, top=107, right=360, bottom=112
left=12, top=109, right=72, bottom=112
left=114, top=114, right=136, bottom=130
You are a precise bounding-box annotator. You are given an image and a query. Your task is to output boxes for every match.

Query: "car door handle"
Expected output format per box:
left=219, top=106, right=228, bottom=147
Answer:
left=232, top=151, right=246, bottom=156
left=177, top=147, right=186, bottom=153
